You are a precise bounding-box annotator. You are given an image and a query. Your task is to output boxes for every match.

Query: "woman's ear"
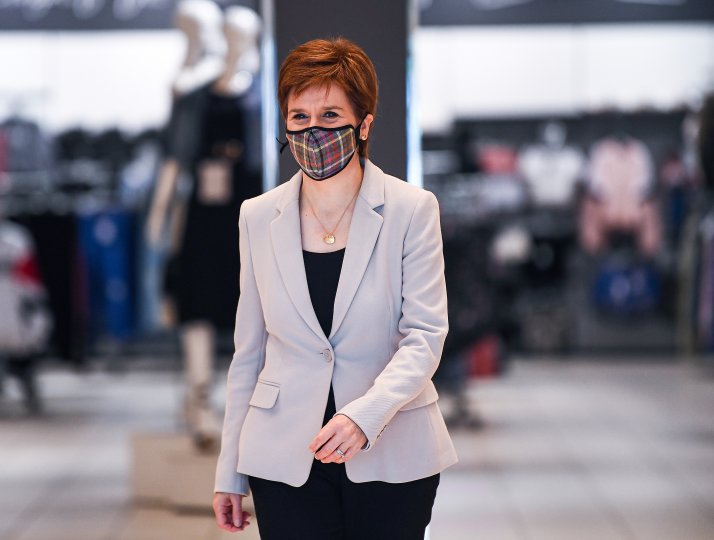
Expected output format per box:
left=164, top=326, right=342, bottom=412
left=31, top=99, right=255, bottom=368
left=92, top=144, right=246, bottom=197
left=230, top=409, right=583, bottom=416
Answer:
left=360, top=113, right=374, bottom=140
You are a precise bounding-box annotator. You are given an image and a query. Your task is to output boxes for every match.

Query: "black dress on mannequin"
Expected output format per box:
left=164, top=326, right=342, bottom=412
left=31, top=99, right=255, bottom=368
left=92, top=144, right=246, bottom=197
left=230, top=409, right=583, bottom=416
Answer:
left=164, top=83, right=262, bottom=331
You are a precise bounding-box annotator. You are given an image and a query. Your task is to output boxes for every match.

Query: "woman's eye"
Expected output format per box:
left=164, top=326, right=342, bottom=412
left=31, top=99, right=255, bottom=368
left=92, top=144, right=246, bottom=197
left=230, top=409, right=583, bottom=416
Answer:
left=292, top=113, right=307, bottom=120
left=323, top=111, right=338, bottom=118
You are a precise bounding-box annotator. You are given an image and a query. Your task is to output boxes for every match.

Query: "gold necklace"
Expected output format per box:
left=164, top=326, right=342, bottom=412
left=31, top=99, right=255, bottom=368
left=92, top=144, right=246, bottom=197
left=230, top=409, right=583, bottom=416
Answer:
left=302, top=184, right=360, bottom=245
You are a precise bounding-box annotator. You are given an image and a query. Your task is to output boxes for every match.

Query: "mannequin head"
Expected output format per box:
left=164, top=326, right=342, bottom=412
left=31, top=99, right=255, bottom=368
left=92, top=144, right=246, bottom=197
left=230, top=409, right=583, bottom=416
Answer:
left=223, top=6, right=261, bottom=61
left=213, top=6, right=261, bottom=95
left=174, top=0, right=225, bottom=60
left=539, top=120, right=566, bottom=149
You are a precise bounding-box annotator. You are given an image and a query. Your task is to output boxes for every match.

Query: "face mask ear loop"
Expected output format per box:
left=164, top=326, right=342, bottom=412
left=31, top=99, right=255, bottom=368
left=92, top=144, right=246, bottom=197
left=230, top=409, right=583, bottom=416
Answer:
left=276, top=136, right=290, bottom=154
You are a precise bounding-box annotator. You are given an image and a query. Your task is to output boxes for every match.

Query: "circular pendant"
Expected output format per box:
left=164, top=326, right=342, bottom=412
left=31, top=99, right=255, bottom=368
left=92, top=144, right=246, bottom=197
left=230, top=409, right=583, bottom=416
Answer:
left=323, top=233, right=336, bottom=245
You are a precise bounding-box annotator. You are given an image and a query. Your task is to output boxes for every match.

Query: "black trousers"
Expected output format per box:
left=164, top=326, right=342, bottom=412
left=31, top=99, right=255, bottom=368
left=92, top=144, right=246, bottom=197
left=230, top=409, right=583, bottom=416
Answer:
left=248, top=460, right=439, bottom=540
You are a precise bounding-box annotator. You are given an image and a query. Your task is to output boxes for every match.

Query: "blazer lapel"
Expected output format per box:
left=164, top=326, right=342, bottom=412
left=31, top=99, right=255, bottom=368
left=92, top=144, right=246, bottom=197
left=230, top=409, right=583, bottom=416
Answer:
left=270, top=160, right=386, bottom=343
left=329, top=160, right=385, bottom=340
left=270, top=171, right=328, bottom=342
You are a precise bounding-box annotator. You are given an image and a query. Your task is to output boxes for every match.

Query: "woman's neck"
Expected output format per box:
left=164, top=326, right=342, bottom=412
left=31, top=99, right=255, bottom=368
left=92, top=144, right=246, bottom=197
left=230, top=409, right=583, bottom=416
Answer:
left=299, top=154, right=364, bottom=215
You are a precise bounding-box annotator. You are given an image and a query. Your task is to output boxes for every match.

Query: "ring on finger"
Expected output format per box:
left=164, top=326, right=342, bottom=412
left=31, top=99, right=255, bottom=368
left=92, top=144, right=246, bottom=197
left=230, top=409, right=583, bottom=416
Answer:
left=335, top=448, right=346, bottom=458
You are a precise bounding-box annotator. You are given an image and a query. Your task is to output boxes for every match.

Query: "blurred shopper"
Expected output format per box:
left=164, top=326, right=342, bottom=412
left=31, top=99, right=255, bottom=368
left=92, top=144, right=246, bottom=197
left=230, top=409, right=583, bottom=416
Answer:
left=212, top=37, right=458, bottom=539
left=0, top=195, right=53, bottom=414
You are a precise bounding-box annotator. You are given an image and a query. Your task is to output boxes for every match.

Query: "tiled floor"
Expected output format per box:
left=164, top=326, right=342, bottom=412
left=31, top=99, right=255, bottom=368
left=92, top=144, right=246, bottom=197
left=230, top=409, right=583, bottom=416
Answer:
left=1, top=357, right=713, bottom=540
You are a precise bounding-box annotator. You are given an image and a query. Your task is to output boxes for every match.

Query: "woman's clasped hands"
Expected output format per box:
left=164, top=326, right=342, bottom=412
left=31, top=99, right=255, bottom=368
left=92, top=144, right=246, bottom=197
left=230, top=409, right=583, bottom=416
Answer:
left=309, top=413, right=368, bottom=463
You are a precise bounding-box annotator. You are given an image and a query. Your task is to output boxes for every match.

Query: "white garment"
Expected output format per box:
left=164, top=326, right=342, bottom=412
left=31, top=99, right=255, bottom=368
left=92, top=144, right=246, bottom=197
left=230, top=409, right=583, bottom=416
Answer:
left=517, top=144, right=585, bottom=206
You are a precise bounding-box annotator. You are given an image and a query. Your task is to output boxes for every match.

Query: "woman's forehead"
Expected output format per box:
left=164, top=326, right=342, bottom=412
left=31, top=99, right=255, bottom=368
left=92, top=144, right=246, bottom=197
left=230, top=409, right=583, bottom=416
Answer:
left=288, top=84, right=349, bottom=108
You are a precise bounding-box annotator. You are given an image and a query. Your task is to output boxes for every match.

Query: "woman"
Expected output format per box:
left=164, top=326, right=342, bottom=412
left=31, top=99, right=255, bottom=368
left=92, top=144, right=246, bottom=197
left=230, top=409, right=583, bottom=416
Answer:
left=212, top=37, right=458, bottom=539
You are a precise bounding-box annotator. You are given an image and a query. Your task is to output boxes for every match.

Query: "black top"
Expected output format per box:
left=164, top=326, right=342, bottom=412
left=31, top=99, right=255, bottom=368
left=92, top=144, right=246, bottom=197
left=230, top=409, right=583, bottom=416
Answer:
left=302, top=247, right=345, bottom=426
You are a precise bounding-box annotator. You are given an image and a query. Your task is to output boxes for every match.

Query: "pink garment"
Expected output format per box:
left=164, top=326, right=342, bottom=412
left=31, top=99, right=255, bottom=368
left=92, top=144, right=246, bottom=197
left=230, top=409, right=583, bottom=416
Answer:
left=477, top=143, right=518, bottom=174
left=587, top=137, right=653, bottom=228
left=579, top=136, right=661, bottom=256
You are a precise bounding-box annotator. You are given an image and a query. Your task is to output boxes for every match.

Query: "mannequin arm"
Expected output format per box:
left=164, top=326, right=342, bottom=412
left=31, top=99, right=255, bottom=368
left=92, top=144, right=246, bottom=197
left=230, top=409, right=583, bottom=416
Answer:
left=146, top=159, right=181, bottom=247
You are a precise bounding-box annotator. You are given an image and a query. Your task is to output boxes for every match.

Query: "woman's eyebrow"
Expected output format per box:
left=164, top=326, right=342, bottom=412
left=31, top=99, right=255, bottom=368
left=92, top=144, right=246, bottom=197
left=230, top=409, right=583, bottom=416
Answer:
left=288, top=105, right=344, bottom=115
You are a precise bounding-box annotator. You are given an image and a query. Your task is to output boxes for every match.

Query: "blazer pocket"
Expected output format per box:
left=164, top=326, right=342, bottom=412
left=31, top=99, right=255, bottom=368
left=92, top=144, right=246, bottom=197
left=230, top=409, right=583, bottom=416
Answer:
left=399, top=383, right=439, bottom=411
left=249, top=380, right=280, bottom=409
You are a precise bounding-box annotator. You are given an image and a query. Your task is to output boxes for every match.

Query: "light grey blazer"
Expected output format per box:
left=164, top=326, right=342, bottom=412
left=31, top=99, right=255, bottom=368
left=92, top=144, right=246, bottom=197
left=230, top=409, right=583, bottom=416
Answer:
left=214, top=159, right=459, bottom=496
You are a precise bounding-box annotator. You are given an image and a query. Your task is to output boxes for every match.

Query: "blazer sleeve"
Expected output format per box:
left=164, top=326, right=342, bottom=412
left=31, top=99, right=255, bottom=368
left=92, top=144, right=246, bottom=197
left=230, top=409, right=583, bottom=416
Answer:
left=214, top=201, right=268, bottom=496
left=333, top=190, right=448, bottom=451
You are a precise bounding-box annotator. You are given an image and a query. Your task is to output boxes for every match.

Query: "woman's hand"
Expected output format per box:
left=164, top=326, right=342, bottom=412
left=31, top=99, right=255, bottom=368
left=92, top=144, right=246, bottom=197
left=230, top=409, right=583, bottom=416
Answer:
left=213, top=492, right=252, bottom=532
left=309, top=413, right=368, bottom=464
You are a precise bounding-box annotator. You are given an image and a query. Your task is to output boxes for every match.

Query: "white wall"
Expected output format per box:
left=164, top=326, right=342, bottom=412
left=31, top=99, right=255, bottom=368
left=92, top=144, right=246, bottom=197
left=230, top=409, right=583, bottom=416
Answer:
left=578, top=24, right=714, bottom=111
left=0, top=31, right=183, bottom=133
left=415, top=23, right=714, bottom=133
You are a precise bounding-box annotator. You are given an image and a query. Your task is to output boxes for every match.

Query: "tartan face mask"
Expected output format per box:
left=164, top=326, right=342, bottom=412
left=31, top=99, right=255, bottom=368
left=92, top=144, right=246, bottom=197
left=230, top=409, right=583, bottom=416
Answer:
left=280, top=116, right=366, bottom=181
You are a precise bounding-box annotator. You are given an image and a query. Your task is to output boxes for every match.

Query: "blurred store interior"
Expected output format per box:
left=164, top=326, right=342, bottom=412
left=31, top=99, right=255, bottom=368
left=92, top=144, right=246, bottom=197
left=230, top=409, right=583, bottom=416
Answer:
left=1, top=0, right=714, bottom=539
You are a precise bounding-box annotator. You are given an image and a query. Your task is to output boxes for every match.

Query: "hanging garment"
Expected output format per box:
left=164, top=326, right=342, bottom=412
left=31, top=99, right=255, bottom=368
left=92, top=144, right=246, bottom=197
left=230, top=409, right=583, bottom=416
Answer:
left=696, top=214, right=714, bottom=350
left=439, top=223, right=505, bottom=366
left=517, top=144, right=585, bottom=207
left=11, top=212, right=89, bottom=366
left=160, top=81, right=215, bottom=170
left=476, top=143, right=518, bottom=175
left=0, top=116, right=54, bottom=172
left=0, top=129, right=8, bottom=174
left=120, top=138, right=164, bottom=332
left=592, top=258, right=661, bottom=316
left=676, top=205, right=703, bottom=354
left=586, top=136, right=655, bottom=223
left=0, top=221, right=52, bottom=355
left=77, top=208, right=137, bottom=342
left=579, top=136, right=662, bottom=256
left=659, top=152, right=697, bottom=248
left=238, top=71, right=263, bottom=174
left=699, top=94, right=714, bottom=191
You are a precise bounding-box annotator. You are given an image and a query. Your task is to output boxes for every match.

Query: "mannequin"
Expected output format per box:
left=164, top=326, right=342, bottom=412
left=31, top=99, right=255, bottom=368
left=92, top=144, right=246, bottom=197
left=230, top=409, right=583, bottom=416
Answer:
left=171, top=0, right=226, bottom=98
left=146, top=0, right=226, bottom=451
left=146, top=2, right=262, bottom=451
left=213, top=6, right=261, bottom=97
left=213, top=6, right=263, bottom=175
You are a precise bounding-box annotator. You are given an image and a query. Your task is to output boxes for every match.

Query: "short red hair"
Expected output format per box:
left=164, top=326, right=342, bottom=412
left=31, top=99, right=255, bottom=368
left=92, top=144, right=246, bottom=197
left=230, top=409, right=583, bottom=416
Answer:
left=278, top=37, right=378, bottom=158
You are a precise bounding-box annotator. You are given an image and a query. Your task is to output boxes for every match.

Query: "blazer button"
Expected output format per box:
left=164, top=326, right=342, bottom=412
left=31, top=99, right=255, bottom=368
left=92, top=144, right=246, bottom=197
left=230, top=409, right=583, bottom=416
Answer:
left=322, top=349, right=333, bottom=363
